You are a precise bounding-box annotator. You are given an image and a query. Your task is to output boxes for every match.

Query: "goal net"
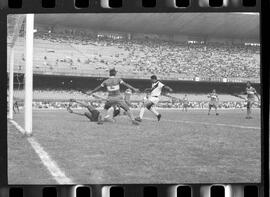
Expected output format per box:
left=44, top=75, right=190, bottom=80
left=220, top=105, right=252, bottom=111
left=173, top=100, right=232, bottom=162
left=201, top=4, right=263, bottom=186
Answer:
left=7, top=14, right=25, bottom=48
left=7, top=14, right=26, bottom=119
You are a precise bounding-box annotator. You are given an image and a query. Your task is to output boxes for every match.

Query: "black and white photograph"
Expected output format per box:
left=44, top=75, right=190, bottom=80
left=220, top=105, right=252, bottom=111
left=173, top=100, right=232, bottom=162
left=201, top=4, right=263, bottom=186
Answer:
left=7, top=13, right=260, bottom=184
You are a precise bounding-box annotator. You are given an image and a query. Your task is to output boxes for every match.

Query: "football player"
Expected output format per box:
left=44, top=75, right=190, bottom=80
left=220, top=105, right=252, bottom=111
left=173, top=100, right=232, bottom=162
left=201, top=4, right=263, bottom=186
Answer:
left=135, top=75, right=173, bottom=122
left=244, top=81, right=260, bottom=119
left=88, top=68, right=140, bottom=125
left=208, top=89, right=219, bottom=115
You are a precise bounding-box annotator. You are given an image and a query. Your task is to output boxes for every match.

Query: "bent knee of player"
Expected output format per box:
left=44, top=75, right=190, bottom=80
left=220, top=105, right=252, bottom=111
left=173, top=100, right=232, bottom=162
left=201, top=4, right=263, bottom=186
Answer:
left=146, top=103, right=154, bottom=110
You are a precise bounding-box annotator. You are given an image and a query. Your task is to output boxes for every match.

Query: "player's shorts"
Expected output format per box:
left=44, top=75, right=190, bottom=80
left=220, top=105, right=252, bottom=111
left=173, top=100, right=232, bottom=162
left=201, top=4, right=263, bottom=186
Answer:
left=183, top=103, right=189, bottom=108
left=85, top=107, right=100, bottom=122
left=209, top=101, right=218, bottom=108
left=104, top=96, right=130, bottom=111
left=247, top=97, right=255, bottom=108
left=148, top=96, right=160, bottom=105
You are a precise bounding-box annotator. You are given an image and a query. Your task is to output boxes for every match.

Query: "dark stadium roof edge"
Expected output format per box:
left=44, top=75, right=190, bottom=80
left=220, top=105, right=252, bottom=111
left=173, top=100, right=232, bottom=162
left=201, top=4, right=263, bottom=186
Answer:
left=33, top=13, right=259, bottom=41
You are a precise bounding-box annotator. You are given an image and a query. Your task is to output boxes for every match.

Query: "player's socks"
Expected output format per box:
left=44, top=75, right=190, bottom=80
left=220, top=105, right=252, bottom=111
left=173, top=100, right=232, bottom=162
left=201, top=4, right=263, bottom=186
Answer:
left=139, top=107, right=146, bottom=119
left=157, top=114, right=161, bottom=121
left=135, top=117, right=142, bottom=122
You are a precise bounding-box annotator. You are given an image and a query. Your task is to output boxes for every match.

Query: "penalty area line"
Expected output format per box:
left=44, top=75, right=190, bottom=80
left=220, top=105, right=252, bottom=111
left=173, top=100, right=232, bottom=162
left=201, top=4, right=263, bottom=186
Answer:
left=143, top=118, right=260, bottom=130
left=8, top=119, right=73, bottom=184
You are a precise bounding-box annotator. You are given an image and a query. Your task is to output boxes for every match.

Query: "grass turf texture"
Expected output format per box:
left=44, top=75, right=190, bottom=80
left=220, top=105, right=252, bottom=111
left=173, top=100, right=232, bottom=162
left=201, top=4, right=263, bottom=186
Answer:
left=8, top=109, right=261, bottom=184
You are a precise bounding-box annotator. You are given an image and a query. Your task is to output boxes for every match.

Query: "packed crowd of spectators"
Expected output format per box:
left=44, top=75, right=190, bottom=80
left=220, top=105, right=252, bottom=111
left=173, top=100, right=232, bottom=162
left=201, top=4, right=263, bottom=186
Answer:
left=27, top=100, right=255, bottom=110
left=12, top=88, right=259, bottom=110
left=25, top=29, right=260, bottom=81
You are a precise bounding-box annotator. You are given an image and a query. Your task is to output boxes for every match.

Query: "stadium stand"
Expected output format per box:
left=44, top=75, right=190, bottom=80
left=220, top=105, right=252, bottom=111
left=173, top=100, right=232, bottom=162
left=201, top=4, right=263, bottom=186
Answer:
left=8, top=29, right=260, bottom=82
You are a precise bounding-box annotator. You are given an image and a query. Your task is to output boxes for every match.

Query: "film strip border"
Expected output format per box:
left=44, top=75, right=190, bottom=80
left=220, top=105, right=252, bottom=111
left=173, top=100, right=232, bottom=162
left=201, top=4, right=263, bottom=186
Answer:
left=0, top=0, right=260, bottom=11
left=0, top=184, right=264, bottom=197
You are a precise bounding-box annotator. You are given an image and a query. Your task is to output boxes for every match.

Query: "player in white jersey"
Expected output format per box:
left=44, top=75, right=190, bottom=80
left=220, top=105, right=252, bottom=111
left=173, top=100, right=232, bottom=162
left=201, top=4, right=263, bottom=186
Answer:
left=244, top=81, right=260, bottom=119
left=207, top=89, right=219, bottom=115
left=135, top=75, right=173, bottom=122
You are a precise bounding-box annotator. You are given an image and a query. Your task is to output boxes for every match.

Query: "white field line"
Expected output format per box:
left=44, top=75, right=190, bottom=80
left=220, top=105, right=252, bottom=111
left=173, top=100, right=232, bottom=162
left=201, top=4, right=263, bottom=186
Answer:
left=143, top=117, right=260, bottom=130
left=8, top=120, right=73, bottom=184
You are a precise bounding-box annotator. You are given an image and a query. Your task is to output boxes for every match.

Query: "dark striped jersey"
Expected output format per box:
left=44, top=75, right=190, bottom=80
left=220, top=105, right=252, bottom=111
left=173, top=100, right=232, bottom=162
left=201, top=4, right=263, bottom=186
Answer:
left=101, top=77, right=124, bottom=97
left=246, top=87, right=257, bottom=99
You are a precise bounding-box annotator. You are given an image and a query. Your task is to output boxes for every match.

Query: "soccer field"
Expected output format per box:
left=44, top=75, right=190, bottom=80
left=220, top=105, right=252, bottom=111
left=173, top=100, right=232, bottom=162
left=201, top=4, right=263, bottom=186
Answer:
left=8, top=108, right=261, bottom=184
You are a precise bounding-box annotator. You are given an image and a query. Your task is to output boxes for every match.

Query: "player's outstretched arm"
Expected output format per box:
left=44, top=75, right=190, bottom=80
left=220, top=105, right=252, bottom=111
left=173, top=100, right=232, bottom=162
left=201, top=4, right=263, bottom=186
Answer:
left=92, top=94, right=107, bottom=101
left=122, top=81, right=139, bottom=92
left=162, top=85, right=173, bottom=92
left=230, top=93, right=246, bottom=100
left=240, top=90, right=247, bottom=95
left=88, top=85, right=102, bottom=95
left=144, top=88, right=151, bottom=93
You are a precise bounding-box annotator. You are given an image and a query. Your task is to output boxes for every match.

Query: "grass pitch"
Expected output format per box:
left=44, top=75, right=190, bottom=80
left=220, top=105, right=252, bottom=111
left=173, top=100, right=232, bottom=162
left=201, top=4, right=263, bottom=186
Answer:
left=8, top=108, right=261, bottom=184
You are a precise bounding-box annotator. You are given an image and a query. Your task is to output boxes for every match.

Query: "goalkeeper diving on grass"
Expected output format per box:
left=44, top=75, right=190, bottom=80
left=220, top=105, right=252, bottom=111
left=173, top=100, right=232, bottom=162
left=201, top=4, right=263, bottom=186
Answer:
left=67, top=99, right=104, bottom=124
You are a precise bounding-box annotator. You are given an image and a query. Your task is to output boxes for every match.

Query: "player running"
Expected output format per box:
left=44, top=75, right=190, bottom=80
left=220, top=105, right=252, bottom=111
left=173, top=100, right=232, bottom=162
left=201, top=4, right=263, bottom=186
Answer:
left=182, top=94, right=189, bottom=112
left=207, top=89, right=219, bottom=115
left=67, top=99, right=103, bottom=124
left=244, top=81, right=260, bottom=119
left=135, top=75, right=173, bottom=122
left=87, top=68, right=140, bottom=125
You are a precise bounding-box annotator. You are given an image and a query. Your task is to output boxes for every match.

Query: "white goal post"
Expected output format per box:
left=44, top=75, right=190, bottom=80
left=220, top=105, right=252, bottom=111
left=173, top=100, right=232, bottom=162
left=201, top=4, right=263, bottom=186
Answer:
left=24, top=14, right=34, bottom=135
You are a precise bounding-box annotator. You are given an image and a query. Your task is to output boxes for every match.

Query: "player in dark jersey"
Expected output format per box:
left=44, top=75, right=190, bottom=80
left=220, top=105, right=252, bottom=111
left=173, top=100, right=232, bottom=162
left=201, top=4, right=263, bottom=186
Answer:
left=244, top=81, right=260, bottom=119
left=87, top=68, right=140, bottom=125
left=182, top=94, right=189, bottom=112
left=207, top=89, right=219, bottom=115
left=67, top=99, right=103, bottom=123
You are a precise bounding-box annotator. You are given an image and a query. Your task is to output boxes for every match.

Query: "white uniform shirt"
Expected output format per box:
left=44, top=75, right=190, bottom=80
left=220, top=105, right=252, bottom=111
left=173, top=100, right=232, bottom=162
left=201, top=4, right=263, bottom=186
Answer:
left=150, top=81, right=164, bottom=97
